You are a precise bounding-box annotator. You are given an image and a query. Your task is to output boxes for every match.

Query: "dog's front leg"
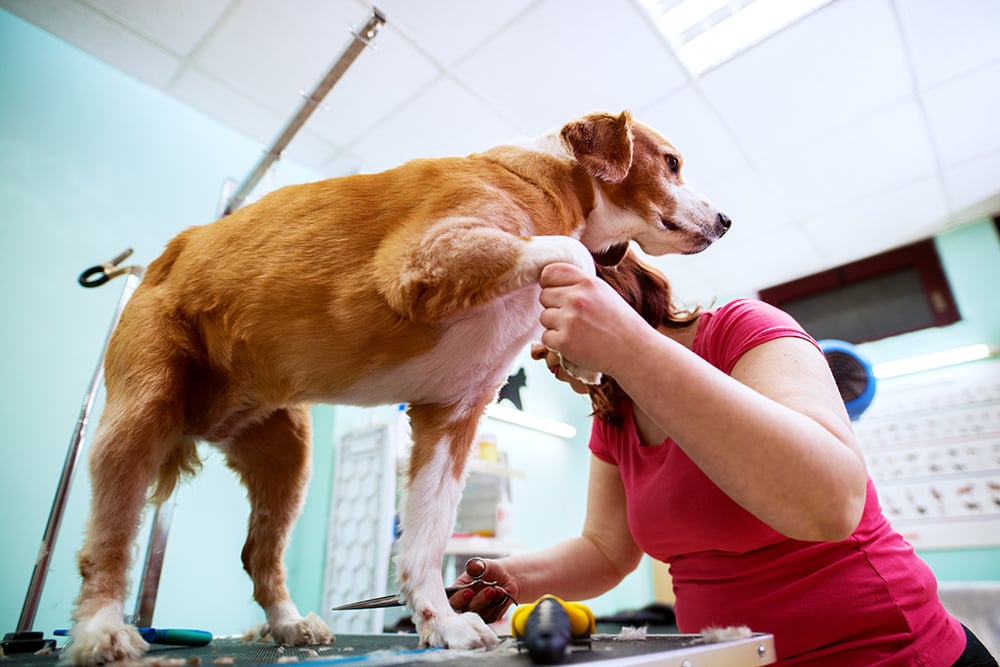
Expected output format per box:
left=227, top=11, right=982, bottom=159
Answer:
left=395, top=403, right=499, bottom=649
left=515, top=236, right=603, bottom=385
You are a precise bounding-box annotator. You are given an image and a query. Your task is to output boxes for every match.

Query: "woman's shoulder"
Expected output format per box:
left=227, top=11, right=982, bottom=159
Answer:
left=707, top=297, right=795, bottom=322
left=697, top=299, right=817, bottom=373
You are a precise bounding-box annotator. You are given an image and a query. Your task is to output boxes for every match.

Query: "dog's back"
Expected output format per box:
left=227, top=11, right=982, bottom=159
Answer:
left=120, top=148, right=592, bottom=418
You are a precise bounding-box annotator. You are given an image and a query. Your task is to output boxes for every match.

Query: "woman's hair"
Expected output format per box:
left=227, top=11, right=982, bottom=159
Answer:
left=588, top=251, right=700, bottom=426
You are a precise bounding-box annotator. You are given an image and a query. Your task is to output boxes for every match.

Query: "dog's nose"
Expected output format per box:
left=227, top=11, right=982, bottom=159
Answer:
left=717, top=212, right=732, bottom=235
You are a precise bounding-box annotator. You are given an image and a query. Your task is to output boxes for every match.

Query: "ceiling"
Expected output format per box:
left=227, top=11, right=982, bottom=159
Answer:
left=3, top=0, right=999, bottom=304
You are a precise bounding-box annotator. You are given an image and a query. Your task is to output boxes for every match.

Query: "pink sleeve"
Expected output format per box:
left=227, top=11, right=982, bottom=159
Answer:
left=588, top=414, right=619, bottom=465
left=701, top=299, right=821, bottom=374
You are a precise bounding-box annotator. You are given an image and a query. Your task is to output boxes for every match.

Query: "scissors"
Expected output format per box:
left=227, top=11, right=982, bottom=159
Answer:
left=331, top=557, right=514, bottom=610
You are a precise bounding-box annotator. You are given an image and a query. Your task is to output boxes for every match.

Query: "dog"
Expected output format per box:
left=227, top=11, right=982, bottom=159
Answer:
left=66, top=110, right=729, bottom=664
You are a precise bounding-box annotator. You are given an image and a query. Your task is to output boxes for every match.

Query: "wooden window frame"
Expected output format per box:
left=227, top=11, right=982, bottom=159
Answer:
left=758, top=238, right=960, bottom=343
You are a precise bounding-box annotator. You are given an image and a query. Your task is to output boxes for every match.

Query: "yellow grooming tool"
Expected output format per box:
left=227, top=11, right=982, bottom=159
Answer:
left=511, top=595, right=595, bottom=664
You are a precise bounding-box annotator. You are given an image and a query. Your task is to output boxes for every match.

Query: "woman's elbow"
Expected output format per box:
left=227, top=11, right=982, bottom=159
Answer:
left=803, top=478, right=867, bottom=542
left=820, top=498, right=865, bottom=542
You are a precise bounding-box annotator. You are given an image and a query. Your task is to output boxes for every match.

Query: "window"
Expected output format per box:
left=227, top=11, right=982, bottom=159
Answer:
left=759, top=239, right=960, bottom=344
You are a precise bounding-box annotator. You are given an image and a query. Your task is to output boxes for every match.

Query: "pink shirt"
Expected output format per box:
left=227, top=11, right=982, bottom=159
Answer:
left=589, top=299, right=965, bottom=666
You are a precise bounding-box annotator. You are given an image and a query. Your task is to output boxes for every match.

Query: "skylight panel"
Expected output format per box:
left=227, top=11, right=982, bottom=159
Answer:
left=640, top=0, right=835, bottom=75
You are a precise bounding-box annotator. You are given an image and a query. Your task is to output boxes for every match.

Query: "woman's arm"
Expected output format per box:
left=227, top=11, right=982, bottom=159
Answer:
left=508, top=455, right=644, bottom=602
left=450, top=455, right=643, bottom=619
left=539, top=263, right=867, bottom=542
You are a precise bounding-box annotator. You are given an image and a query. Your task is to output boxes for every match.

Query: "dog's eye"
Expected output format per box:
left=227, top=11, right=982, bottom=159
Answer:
left=665, top=155, right=680, bottom=174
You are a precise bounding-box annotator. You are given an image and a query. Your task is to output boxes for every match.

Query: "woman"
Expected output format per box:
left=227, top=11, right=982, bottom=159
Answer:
left=450, top=253, right=996, bottom=666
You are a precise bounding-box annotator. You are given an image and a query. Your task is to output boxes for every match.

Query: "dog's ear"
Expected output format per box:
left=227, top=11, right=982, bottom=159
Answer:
left=561, top=111, right=634, bottom=184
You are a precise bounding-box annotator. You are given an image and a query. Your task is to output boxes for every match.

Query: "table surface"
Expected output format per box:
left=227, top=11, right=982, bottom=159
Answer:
left=3, top=632, right=776, bottom=667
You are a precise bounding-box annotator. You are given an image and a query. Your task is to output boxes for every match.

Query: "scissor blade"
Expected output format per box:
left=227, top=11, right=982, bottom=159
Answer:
left=332, top=587, right=468, bottom=611
left=331, top=593, right=404, bottom=610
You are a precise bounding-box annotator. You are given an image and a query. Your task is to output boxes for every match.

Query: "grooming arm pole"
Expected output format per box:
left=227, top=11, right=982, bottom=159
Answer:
left=222, top=7, right=385, bottom=216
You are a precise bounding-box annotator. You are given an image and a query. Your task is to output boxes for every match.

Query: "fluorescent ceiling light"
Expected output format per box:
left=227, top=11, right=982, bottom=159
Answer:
left=872, top=344, right=998, bottom=380
left=640, top=0, right=834, bottom=75
left=484, top=403, right=577, bottom=439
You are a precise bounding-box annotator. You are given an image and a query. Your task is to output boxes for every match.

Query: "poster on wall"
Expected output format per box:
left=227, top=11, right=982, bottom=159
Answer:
left=853, top=359, right=1000, bottom=549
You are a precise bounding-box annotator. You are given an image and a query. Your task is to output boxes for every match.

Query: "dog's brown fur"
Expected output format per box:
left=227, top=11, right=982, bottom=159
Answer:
left=67, top=111, right=729, bottom=663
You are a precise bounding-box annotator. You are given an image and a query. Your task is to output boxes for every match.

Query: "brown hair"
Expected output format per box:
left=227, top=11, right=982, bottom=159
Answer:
left=588, top=251, right=700, bottom=426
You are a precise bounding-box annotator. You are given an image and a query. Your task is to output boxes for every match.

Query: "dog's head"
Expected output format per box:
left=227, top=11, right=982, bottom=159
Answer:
left=561, top=111, right=731, bottom=264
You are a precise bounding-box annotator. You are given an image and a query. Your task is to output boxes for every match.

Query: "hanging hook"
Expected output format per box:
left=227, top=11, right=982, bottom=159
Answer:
left=78, top=248, right=141, bottom=288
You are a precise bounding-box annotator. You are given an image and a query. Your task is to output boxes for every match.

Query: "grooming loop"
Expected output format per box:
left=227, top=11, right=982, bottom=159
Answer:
left=77, top=247, right=143, bottom=288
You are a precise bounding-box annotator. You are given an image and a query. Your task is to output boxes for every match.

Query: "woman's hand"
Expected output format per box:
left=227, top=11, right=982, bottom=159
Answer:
left=447, top=557, right=518, bottom=624
left=538, top=263, right=650, bottom=378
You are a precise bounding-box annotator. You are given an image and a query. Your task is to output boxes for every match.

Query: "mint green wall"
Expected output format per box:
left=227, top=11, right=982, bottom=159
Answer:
left=0, top=10, right=322, bottom=640
left=859, top=219, right=1000, bottom=580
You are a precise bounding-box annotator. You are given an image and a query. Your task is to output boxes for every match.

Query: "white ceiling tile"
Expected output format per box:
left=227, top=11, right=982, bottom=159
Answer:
left=293, top=22, right=443, bottom=146
left=763, top=100, right=937, bottom=216
left=81, top=0, right=232, bottom=57
left=699, top=169, right=795, bottom=240
left=800, top=175, right=949, bottom=266
left=922, top=59, right=1000, bottom=167
left=320, top=148, right=370, bottom=178
left=279, top=129, right=339, bottom=174
left=372, top=0, right=534, bottom=67
left=895, top=0, right=1000, bottom=89
left=638, top=85, right=751, bottom=187
left=942, top=150, right=1000, bottom=217
left=170, top=68, right=285, bottom=146
left=681, top=225, right=827, bottom=295
left=700, top=0, right=911, bottom=153
left=193, top=1, right=394, bottom=117
left=454, top=0, right=687, bottom=133
left=348, top=76, right=521, bottom=173
left=0, top=0, right=180, bottom=88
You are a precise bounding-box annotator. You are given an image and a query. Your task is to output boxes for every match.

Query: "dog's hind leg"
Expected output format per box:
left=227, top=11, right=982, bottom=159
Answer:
left=68, top=384, right=191, bottom=664
left=395, top=401, right=500, bottom=649
left=222, top=405, right=333, bottom=646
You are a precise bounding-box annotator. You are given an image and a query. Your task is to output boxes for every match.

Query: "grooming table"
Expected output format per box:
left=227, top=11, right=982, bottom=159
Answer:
left=4, top=632, right=775, bottom=667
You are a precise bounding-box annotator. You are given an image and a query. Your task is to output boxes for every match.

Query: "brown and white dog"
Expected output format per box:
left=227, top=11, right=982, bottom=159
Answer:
left=67, top=110, right=729, bottom=664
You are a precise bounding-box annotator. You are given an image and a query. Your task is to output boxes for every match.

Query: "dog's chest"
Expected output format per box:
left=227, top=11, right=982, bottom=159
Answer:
left=343, top=286, right=542, bottom=408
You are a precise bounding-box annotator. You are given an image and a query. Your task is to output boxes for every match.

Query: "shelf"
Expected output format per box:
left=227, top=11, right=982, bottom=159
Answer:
left=467, top=459, right=525, bottom=478
left=445, top=536, right=521, bottom=557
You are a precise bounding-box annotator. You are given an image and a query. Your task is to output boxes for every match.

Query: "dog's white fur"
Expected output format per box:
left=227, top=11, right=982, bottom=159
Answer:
left=66, top=110, right=728, bottom=664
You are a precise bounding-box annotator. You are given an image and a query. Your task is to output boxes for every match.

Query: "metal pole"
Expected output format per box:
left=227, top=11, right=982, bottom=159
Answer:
left=16, top=265, right=145, bottom=634
left=222, top=7, right=386, bottom=216
left=133, top=496, right=177, bottom=626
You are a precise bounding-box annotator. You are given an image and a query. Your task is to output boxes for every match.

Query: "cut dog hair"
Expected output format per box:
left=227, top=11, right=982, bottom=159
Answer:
left=67, top=110, right=729, bottom=664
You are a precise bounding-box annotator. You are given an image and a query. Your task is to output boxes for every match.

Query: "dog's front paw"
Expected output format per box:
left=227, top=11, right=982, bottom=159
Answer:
left=419, top=611, right=499, bottom=649
left=269, top=612, right=334, bottom=646
left=64, top=622, right=148, bottom=665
